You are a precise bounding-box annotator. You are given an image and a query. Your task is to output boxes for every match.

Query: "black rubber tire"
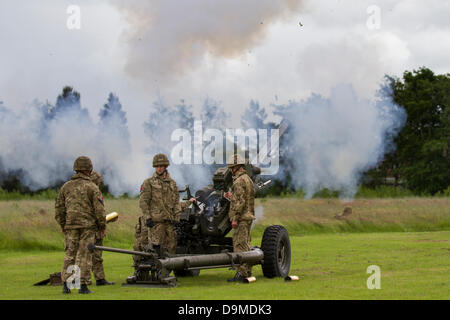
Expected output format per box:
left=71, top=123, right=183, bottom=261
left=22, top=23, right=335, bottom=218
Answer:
left=174, top=269, right=200, bottom=277
left=261, top=225, right=291, bottom=278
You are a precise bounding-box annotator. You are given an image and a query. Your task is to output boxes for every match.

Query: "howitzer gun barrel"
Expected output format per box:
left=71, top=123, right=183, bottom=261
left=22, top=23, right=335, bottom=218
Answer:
left=89, top=244, right=264, bottom=272
left=160, top=248, right=264, bottom=271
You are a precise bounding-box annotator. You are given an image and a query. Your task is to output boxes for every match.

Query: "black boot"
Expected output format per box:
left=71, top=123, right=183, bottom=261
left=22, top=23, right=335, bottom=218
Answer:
left=62, top=282, right=71, bottom=294
left=96, top=279, right=115, bottom=286
left=78, top=284, right=93, bottom=294
left=227, top=272, right=245, bottom=283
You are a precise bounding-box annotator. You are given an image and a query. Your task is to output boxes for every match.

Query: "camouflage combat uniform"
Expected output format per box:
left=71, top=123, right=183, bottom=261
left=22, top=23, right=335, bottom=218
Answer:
left=228, top=168, right=255, bottom=278
left=76, top=171, right=107, bottom=281
left=139, top=171, right=188, bottom=254
left=55, top=172, right=106, bottom=285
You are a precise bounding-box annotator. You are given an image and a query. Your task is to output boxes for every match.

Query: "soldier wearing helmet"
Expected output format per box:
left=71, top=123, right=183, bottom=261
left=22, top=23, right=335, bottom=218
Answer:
left=226, top=154, right=255, bottom=282
left=136, top=153, right=195, bottom=259
left=55, top=156, right=106, bottom=294
left=77, top=170, right=115, bottom=287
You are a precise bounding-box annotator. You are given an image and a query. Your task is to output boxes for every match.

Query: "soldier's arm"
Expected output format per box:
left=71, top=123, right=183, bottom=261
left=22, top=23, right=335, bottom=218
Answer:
left=54, top=187, right=66, bottom=230
left=228, top=181, right=246, bottom=222
left=139, top=181, right=152, bottom=219
left=172, top=181, right=183, bottom=222
left=91, top=186, right=106, bottom=231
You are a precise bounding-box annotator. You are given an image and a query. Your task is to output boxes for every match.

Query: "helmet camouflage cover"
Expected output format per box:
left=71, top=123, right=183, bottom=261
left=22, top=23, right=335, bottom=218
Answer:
left=226, top=154, right=246, bottom=168
left=73, top=156, right=93, bottom=172
left=153, top=153, right=170, bottom=167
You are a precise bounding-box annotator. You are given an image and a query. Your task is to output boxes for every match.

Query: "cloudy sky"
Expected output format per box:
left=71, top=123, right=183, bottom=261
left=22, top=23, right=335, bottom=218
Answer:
left=1, top=0, right=449, bottom=139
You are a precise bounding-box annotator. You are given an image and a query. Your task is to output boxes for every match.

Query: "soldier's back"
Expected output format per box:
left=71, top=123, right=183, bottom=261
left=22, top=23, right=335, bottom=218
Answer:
left=232, top=172, right=255, bottom=220
left=59, top=175, right=102, bottom=229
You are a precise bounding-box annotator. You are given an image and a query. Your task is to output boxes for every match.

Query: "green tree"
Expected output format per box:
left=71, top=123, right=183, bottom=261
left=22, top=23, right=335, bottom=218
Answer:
left=388, top=67, right=450, bottom=194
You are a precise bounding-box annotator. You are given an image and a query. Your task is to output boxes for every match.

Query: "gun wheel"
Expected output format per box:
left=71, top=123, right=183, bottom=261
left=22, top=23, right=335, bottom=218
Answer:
left=261, top=225, right=291, bottom=278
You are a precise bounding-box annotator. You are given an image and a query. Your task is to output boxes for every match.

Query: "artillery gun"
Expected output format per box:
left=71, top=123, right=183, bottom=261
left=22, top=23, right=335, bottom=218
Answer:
left=89, top=164, right=291, bottom=287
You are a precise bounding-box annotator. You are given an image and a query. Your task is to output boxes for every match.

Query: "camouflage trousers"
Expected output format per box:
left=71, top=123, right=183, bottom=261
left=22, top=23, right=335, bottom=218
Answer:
left=75, top=231, right=106, bottom=281
left=148, top=222, right=177, bottom=254
left=92, top=232, right=105, bottom=280
left=77, top=231, right=105, bottom=284
left=232, top=220, right=253, bottom=277
left=61, top=228, right=95, bottom=285
left=133, top=216, right=149, bottom=266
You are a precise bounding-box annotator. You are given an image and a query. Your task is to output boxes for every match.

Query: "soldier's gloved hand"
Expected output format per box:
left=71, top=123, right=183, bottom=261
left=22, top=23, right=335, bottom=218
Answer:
left=231, top=220, right=239, bottom=229
left=146, top=218, right=155, bottom=228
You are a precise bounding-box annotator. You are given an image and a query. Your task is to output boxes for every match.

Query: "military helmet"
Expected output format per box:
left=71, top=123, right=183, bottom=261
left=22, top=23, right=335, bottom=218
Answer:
left=153, top=153, right=170, bottom=167
left=91, top=170, right=103, bottom=187
left=226, top=154, right=246, bottom=168
left=73, top=156, right=93, bottom=172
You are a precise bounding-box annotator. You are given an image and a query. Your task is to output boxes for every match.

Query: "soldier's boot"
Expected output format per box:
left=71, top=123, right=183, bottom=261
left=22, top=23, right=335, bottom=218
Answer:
left=96, top=279, right=115, bottom=286
left=227, top=272, right=245, bottom=283
left=78, top=284, right=93, bottom=294
left=62, top=282, right=71, bottom=294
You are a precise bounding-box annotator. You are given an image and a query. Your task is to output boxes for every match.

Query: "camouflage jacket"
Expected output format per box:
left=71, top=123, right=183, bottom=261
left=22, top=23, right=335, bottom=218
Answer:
left=139, top=171, right=189, bottom=223
left=55, top=172, right=106, bottom=231
left=228, top=170, right=255, bottom=222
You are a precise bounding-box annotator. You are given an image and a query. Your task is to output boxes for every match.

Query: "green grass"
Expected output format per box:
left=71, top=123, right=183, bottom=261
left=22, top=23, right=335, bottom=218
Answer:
left=0, top=197, right=448, bottom=299
left=256, top=197, right=450, bottom=235
left=269, top=186, right=433, bottom=199
left=1, top=197, right=449, bottom=251
left=0, top=231, right=448, bottom=300
left=0, top=188, right=59, bottom=201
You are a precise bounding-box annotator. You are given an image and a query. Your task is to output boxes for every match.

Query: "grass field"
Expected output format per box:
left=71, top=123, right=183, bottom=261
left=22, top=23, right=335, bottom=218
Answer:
left=0, top=197, right=449, bottom=299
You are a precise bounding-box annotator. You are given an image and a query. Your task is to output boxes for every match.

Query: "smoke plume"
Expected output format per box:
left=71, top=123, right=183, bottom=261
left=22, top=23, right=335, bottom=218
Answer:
left=0, top=80, right=406, bottom=200
left=273, top=83, right=406, bottom=199
left=111, top=0, right=304, bottom=82
left=0, top=1, right=408, bottom=200
left=0, top=88, right=139, bottom=196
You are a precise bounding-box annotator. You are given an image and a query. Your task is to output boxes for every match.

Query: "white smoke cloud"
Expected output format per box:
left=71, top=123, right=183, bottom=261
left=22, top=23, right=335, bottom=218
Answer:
left=0, top=82, right=406, bottom=200
left=297, top=32, right=411, bottom=98
left=0, top=95, right=145, bottom=196
left=110, top=0, right=304, bottom=84
left=0, top=1, right=411, bottom=199
left=274, top=83, right=406, bottom=198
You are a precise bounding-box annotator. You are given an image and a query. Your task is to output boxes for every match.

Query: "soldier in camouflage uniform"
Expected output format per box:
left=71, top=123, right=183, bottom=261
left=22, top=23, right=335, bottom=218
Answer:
left=138, top=153, right=194, bottom=256
left=226, top=154, right=255, bottom=282
left=87, top=171, right=114, bottom=286
left=55, top=156, right=106, bottom=294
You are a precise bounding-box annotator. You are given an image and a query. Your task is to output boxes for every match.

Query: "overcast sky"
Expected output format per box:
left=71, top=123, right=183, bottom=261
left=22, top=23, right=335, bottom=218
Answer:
left=1, top=0, right=449, bottom=141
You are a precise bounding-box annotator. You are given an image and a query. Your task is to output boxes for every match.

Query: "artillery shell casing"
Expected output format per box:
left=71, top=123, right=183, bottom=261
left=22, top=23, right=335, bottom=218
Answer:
left=284, top=275, right=299, bottom=281
left=106, top=212, right=119, bottom=223
left=243, top=276, right=257, bottom=283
